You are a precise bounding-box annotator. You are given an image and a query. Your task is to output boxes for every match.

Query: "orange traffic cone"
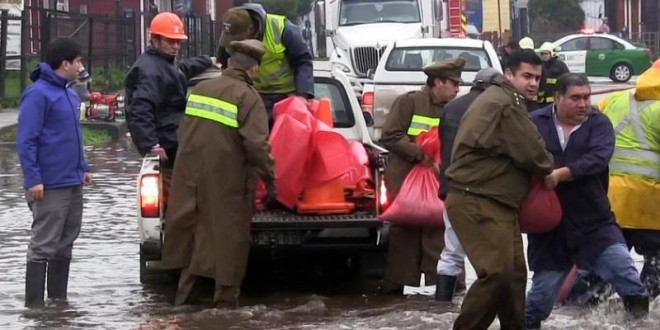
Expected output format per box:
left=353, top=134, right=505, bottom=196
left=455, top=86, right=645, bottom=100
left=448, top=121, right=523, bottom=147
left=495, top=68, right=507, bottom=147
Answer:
left=297, top=97, right=354, bottom=215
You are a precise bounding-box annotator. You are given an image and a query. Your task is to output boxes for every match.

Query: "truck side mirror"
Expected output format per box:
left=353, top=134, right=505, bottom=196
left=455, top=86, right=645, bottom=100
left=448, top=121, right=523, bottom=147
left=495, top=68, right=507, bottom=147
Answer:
left=363, top=111, right=374, bottom=126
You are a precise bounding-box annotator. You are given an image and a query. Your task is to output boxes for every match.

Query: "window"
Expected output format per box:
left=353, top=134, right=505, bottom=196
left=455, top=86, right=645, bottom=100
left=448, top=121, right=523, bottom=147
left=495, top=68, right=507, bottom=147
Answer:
left=385, top=46, right=492, bottom=72
left=559, top=37, right=588, bottom=51
left=589, top=37, right=616, bottom=50
left=339, top=0, right=420, bottom=26
left=314, top=78, right=355, bottom=128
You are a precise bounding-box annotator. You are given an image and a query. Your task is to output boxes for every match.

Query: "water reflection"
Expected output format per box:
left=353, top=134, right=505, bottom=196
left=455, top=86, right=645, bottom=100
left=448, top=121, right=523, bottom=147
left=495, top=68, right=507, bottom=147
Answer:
left=0, top=144, right=658, bottom=330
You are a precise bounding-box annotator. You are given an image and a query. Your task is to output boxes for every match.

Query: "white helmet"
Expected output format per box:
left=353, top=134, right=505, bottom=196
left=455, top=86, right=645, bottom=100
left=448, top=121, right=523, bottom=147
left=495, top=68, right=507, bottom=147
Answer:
left=519, top=37, right=535, bottom=50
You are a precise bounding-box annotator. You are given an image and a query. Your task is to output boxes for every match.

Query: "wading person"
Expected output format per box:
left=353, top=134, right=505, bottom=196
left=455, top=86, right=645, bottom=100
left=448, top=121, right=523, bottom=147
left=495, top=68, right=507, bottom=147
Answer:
left=525, top=73, right=649, bottom=329
left=379, top=58, right=465, bottom=294
left=445, top=50, right=554, bottom=329
left=17, top=37, right=93, bottom=307
left=160, top=40, right=275, bottom=308
left=125, top=11, right=215, bottom=213
left=435, top=67, right=502, bottom=302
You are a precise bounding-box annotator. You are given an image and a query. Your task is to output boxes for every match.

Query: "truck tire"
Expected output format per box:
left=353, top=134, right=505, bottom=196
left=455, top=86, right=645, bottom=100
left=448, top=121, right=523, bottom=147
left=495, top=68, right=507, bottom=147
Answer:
left=139, top=245, right=175, bottom=284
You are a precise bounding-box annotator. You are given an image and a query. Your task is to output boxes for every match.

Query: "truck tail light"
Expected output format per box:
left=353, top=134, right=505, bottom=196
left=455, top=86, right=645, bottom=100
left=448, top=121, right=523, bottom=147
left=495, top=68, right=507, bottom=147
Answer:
left=361, top=91, right=374, bottom=114
left=140, top=174, right=160, bottom=218
left=378, top=173, right=388, bottom=209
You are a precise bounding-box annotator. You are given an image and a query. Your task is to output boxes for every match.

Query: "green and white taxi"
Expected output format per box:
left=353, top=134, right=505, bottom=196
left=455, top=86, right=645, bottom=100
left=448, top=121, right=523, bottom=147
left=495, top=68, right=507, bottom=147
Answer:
left=551, top=32, right=652, bottom=82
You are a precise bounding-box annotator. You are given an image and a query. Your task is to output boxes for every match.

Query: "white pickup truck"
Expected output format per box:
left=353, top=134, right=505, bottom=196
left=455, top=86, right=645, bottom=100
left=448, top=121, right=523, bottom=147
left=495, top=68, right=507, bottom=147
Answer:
left=361, top=38, right=502, bottom=141
left=136, top=66, right=390, bottom=283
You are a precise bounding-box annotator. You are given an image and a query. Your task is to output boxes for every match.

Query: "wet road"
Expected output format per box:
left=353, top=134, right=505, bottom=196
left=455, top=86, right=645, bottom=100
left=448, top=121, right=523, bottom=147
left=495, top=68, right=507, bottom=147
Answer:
left=0, top=143, right=658, bottom=330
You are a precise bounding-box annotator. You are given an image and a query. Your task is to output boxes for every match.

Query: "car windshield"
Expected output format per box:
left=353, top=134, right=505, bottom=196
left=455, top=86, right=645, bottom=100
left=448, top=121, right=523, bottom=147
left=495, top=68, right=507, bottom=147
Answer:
left=339, top=0, right=421, bottom=26
left=314, top=78, right=355, bottom=128
left=385, top=46, right=492, bottom=72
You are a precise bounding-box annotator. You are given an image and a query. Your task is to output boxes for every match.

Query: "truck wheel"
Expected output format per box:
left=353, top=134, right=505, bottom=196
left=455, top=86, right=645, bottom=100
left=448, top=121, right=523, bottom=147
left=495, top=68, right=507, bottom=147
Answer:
left=139, top=245, right=175, bottom=284
left=610, top=63, right=632, bottom=83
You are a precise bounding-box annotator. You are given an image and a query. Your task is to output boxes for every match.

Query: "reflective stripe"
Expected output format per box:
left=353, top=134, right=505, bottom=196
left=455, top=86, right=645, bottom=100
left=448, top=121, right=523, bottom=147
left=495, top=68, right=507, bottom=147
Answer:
left=544, top=96, right=555, bottom=103
left=185, top=94, right=239, bottom=128
left=407, top=114, right=440, bottom=136
left=613, top=148, right=660, bottom=162
left=270, top=16, right=282, bottom=44
left=610, top=161, right=660, bottom=180
left=612, top=93, right=652, bottom=149
left=546, top=78, right=557, bottom=84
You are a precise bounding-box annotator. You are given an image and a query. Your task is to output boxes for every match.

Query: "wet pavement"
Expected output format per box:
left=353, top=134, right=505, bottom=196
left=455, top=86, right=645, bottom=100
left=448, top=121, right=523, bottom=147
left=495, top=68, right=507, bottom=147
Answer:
left=1, top=142, right=659, bottom=330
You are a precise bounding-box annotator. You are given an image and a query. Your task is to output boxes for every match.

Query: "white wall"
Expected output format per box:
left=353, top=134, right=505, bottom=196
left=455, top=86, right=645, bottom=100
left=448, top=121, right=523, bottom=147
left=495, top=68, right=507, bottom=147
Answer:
left=580, top=0, right=605, bottom=30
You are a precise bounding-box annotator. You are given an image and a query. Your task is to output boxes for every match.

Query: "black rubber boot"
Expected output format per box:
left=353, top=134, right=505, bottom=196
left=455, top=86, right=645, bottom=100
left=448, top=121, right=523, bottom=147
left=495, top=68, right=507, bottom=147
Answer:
left=25, top=261, right=47, bottom=307
left=623, top=295, right=649, bottom=318
left=47, top=259, right=70, bottom=300
left=434, top=275, right=457, bottom=302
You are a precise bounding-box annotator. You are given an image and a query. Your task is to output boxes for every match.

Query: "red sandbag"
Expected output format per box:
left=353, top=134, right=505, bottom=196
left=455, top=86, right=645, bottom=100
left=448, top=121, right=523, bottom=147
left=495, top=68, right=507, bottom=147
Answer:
left=518, top=176, right=562, bottom=234
left=269, top=98, right=314, bottom=209
left=341, top=141, right=371, bottom=188
left=305, top=130, right=355, bottom=186
left=380, top=128, right=444, bottom=227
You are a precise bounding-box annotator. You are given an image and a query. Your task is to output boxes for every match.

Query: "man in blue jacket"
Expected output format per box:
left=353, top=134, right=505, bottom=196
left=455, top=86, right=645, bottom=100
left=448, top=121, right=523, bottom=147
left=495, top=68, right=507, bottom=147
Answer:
left=525, top=73, right=649, bottom=328
left=17, top=37, right=93, bottom=307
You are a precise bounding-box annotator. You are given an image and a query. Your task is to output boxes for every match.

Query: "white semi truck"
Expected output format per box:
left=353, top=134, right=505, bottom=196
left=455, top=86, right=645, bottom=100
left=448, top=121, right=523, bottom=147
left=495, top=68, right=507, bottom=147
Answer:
left=323, top=0, right=448, bottom=97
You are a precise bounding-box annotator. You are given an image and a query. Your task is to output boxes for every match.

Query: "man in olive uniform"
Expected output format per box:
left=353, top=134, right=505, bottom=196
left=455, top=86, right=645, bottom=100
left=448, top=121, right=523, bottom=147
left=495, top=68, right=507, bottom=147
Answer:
left=160, top=39, right=275, bottom=308
left=445, top=50, right=554, bottom=330
left=379, top=58, right=465, bottom=294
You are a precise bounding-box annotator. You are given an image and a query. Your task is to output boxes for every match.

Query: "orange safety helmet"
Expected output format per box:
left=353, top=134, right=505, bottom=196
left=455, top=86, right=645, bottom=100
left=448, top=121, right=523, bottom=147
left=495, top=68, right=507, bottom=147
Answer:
left=149, top=12, right=188, bottom=40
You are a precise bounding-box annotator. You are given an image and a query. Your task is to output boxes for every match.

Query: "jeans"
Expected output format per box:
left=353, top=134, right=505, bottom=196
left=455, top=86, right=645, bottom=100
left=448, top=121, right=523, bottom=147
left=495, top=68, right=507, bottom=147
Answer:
left=525, top=243, right=647, bottom=324
left=437, top=209, right=466, bottom=276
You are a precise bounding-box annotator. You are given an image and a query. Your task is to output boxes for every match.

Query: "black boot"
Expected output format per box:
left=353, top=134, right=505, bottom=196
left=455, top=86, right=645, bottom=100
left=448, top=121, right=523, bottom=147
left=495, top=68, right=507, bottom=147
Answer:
left=47, top=259, right=70, bottom=300
left=25, top=261, right=47, bottom=307
left=435, top=275, right=457, bottom=302
left=623, top=295, right=649, bottom=318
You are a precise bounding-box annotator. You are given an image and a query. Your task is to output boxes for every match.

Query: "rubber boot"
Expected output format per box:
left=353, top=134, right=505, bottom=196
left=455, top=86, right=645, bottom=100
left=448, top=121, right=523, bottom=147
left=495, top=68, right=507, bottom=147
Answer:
left=25, top=261, right=47, bottom=307
left=47, top=259, right=70, bottom=300
left=435, top=275, right=457, bottom=302
left=623, top=295, right=649, bottom=318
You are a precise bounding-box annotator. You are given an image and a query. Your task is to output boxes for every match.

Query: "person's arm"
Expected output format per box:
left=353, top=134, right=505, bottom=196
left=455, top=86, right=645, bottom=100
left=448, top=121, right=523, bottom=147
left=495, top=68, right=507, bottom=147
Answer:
left=499, top=105, right=554, bottom=175
left=178, top=56, right=213, bottom=80
left=218, top=46, right=230, bottom=69
left=125, top=67, right=162, bottom=155
left=380, top=94, right=424, bottom=162
left=16, top=88, right=46, bottom=190
left=565, top=114, right=615, bottom=179
left=282, top=21, right=314, bottom=98
left=238, top=92, right=275, bottom=182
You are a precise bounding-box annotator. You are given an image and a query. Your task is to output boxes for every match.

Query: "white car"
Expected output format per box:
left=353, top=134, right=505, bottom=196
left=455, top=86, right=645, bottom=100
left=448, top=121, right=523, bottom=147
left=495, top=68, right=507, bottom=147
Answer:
left=550, top=32, right=652, bottom=82
left=363, top=37, right=502, bottom=141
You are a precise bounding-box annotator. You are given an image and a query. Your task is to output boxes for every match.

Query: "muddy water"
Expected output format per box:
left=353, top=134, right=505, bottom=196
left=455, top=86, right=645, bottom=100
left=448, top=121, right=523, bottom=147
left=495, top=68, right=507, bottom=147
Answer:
left=0, top=143, right=658, bottom=330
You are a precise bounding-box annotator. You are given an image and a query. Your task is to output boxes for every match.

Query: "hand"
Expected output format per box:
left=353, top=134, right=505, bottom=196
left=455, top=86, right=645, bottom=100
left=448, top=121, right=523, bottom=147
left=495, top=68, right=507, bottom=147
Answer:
left=28, top=184, right=44, bottom=201
left=83, top=172, right=93, bottom=186
left=420, top=154, right=435, bottom=168
left=544, top=167, right=573, bottom=189
left=151, top=147, right=168, bottom=161
left=210, top=56, right=218, bottom=66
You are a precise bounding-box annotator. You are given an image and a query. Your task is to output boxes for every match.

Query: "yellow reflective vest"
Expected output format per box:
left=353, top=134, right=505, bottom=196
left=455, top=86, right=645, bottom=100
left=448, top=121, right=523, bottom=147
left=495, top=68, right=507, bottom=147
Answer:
left=601, top=90, right=660, bottom=230
left=253, top=14, right=296, bottom=95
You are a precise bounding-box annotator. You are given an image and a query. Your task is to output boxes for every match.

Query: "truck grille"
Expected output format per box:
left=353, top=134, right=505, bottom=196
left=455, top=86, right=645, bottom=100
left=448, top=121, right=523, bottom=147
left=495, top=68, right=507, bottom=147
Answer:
left=352, top=46, right=386, bottom=77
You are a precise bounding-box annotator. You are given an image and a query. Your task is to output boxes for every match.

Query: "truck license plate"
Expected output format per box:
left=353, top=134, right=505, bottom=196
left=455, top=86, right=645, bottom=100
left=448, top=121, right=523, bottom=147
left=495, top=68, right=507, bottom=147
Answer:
left=252, top=231, right=302, bottom=245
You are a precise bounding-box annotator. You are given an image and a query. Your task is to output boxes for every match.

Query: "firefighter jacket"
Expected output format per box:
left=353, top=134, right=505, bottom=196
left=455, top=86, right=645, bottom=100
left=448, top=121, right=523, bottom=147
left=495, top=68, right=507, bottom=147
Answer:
left=536, top=57, right=570, bottom=105
left=601, top=90, right=660, bottom=230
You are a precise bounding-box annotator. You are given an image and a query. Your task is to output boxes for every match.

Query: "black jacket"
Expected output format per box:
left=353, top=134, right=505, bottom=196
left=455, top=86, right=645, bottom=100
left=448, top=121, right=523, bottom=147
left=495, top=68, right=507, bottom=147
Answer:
left=539, top=58, right=570, bottom=103
left=438, top=86, right=487, bottom=200
left=125, top=48, right=211, bottom=157
left=219, top=4, right=314, bottom=98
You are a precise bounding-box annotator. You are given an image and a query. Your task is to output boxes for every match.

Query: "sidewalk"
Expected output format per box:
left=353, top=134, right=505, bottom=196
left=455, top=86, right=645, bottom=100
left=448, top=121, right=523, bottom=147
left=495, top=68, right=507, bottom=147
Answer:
left=0, top=109, right=18, bottom=131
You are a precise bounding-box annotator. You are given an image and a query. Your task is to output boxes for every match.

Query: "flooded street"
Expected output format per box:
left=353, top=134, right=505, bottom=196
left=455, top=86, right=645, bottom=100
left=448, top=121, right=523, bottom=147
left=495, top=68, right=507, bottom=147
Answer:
left=0, top=143, right=659, bottom=329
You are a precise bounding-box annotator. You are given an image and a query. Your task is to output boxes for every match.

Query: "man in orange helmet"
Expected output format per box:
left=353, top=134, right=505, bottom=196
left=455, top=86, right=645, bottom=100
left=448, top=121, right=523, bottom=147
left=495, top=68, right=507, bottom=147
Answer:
left=125, top=11, right=216, bottom=212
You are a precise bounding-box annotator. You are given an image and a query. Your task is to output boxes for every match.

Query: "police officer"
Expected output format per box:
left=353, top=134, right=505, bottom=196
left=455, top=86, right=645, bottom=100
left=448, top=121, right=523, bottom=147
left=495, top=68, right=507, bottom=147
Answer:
left=218, top=3, right=314, bottom=127
left=379, top=58, right=465, bottom=295
left=445, top=50, right=553, bottom=329
left=125, top=12, right=215, bottom=212
left=435, top=67, right=503, bottom=302
left=534, top=42, right=570, bottom=110
left=160, top=39, right=275, bottom=308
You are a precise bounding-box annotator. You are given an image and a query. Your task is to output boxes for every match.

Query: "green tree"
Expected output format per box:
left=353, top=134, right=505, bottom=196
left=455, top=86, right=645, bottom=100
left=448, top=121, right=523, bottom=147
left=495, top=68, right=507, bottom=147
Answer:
left=529, top=0, right=585, bottom=34
left=241, top=0, right=316, bottom=23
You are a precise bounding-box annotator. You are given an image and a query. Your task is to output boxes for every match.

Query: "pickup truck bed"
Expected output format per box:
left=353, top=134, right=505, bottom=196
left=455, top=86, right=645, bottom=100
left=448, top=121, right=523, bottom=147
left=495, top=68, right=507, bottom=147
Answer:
left=252, top=210, right=382, bottom=229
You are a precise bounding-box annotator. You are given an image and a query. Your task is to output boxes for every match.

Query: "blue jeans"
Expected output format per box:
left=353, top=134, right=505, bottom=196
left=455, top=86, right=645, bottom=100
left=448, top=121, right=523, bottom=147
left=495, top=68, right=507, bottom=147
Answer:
left=525, top=243, right=647, bottom=324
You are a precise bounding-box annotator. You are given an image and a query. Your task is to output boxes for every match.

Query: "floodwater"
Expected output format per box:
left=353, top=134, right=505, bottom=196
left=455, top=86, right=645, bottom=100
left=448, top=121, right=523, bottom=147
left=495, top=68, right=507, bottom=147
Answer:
left=0, top=142, right=658, bottom=330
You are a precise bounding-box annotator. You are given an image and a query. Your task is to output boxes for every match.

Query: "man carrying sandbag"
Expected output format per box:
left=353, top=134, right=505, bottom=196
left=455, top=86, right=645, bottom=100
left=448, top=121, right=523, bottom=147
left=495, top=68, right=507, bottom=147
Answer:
left=378, top=58, right=465, bottom=295
left=524, top=73, right=649, bottom=329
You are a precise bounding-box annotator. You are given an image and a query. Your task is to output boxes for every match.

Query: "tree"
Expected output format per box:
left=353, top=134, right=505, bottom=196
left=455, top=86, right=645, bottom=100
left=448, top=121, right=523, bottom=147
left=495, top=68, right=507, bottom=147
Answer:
left=236, top=0, right=317, bottom=24
left=529, top=0, right=585, bottom=34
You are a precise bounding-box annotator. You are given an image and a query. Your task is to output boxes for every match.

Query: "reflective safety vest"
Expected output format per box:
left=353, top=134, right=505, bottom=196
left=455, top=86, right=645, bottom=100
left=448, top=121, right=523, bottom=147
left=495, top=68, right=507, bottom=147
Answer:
left=253, top=14, right=295, bottom=95
left=603, top=91, right=660, bottom=181
left=536, top=77, right=557, bottom=104
left=407, top=114, right=440, bottom=136
left=185, top=93, right=239, bottom=128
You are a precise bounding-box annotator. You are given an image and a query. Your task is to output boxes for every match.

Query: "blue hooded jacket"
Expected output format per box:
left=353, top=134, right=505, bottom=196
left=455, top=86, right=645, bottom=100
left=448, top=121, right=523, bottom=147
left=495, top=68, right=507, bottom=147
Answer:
left=17, top=62, right=90, bottom=190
